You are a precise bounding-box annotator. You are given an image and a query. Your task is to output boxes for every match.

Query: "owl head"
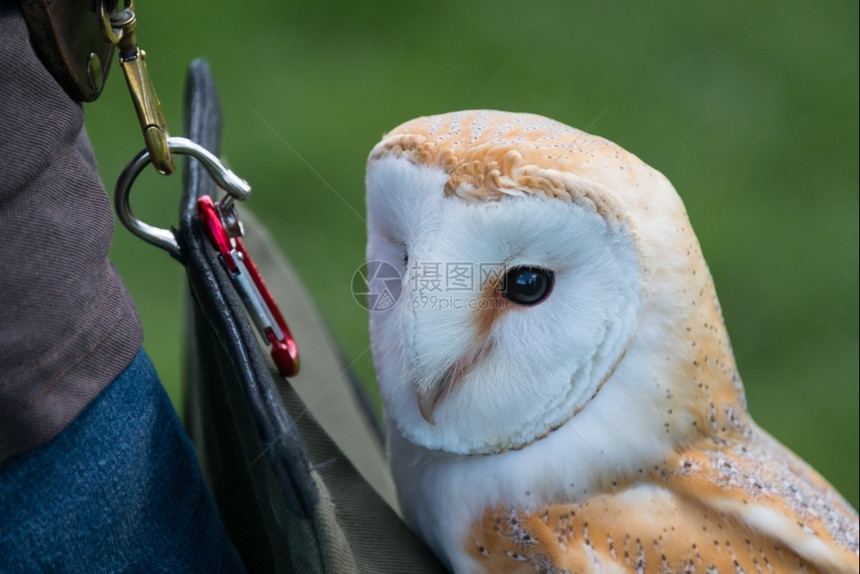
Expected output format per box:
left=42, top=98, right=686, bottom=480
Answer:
left=366, top=110, right=742, bottom=457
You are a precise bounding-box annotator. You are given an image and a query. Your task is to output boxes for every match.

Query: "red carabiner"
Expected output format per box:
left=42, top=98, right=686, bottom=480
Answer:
left=197, top=195, right=300, bottom=377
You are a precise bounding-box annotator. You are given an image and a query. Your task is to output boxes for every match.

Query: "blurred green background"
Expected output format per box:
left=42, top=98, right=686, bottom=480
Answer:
left=85, top=1, right=858, bottom=507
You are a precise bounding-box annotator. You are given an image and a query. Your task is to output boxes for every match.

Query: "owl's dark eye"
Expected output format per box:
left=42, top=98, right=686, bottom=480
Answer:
left=502, top=266, right=554, bottom=306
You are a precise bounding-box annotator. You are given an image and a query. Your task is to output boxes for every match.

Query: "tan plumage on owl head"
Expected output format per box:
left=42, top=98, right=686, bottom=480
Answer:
left=365, top=110, right=858, bottom=573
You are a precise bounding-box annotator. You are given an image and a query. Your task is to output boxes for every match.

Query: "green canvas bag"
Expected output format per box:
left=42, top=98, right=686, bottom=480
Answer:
left=179, top=60, right=446, bottom=573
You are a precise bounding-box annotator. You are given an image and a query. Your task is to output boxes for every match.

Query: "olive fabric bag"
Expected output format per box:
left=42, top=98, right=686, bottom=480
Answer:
left=179, top=60, right=445, bottom=573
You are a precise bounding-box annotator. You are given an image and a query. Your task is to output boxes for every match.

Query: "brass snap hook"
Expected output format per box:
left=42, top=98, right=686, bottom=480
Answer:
left=115, top=137, right=251, bottom=258
left=99, top=0, right=173, bottom=174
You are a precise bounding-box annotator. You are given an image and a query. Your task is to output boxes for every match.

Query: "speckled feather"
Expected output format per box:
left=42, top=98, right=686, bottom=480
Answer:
left=466, top=424, right=858, bottom=573
left=366, top=111, right=859, bottom=573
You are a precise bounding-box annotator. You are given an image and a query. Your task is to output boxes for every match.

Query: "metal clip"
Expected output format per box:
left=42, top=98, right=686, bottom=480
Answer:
left=115, top=136, right=251, bottom=257
left=114, top=137, right=299, bottom=377
left=197, top=196, right=300, bottom=377
left=99, top=0, right=173, bottom=174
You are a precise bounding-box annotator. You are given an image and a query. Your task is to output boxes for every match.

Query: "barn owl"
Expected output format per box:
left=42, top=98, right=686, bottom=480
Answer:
left=364, top=110, right=858, bottom=573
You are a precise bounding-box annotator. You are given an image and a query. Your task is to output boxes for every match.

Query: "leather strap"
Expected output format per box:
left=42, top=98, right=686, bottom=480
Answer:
left=179, top=59, right=317, bottom=572
left=15, top=0, right=115, bottom=101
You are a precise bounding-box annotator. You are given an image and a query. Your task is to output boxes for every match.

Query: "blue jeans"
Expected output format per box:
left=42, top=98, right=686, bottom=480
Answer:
left=0, top=350, right=246, bottom=573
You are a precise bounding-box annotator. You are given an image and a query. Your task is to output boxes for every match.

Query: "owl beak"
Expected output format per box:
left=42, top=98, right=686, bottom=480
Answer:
left=415, top=343, right=488, bottom=425
left=416, top=370, right=455, bottom=426
left=417, top=384, right=442, bottom=425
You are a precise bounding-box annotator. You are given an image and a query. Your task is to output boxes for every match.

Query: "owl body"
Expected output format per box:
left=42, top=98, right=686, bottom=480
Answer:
left=364, top=111, right=858, bottom=573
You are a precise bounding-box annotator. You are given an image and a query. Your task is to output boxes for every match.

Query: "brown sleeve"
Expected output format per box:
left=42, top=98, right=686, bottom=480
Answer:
left=0, top=2, right=145, bottom=463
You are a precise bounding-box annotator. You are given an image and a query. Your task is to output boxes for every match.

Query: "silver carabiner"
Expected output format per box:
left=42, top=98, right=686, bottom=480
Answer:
left=114, top=136, right=251, bottom=257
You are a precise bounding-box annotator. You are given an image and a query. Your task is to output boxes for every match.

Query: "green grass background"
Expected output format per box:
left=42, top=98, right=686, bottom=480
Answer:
left=85, top=1, right=858, bottom=507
